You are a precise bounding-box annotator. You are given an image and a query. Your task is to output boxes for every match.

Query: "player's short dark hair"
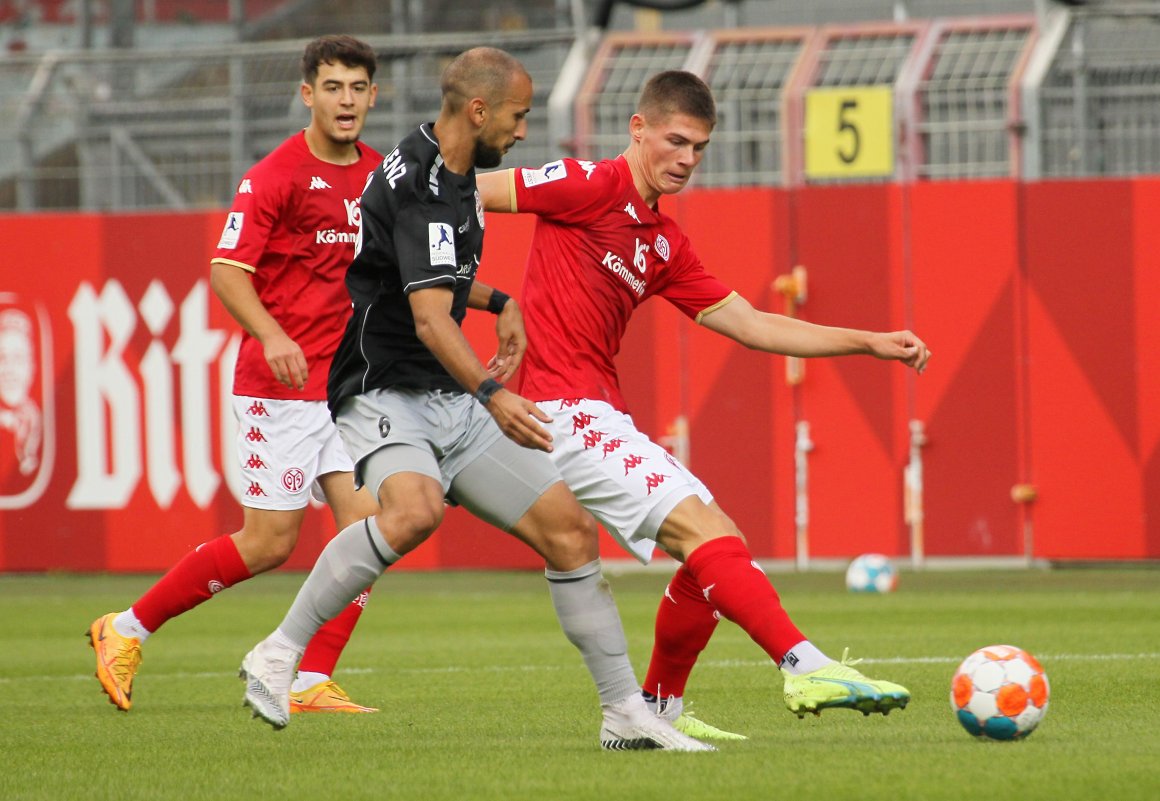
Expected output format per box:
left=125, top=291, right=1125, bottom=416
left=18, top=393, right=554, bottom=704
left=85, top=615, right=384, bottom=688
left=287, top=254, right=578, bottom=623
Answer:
left=637, top=71, right=717, bottom=127
left=301, top=35, right=377, bottom=84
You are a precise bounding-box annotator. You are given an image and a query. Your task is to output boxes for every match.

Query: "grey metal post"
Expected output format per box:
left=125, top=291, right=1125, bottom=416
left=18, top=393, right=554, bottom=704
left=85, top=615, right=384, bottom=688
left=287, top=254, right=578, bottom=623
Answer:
left=110, top=0, right=135, bottom=49
left=1071, top=16, right=1088, bottom=174
left=78, top=0, right=93, bottom=49
left=229, top=0, right=247, bottom=189
left=392, top=0, right=414, bottom=146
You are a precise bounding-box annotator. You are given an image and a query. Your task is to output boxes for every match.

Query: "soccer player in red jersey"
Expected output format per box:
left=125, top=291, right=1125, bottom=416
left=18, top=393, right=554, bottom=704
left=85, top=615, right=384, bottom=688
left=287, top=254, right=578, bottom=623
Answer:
left=477, top=70, right=932, bottom=737
left=87, top=35, right=383, bottom=715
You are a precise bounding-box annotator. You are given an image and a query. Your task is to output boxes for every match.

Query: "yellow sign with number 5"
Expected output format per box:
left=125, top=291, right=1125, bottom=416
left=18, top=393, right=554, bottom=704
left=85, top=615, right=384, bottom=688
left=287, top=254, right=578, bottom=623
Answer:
left=804, top=86, right=894, bottom=179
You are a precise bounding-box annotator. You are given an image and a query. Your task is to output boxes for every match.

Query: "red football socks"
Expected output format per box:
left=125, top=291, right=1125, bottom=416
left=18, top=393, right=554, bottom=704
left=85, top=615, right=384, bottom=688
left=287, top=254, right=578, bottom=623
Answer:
left=297, top=588, right=371, bottom=676
left=641, top=563, right=719, bottom=700
left=683, top=536, right=805, bottom=664
left=132, top=534, right=252, bottom=633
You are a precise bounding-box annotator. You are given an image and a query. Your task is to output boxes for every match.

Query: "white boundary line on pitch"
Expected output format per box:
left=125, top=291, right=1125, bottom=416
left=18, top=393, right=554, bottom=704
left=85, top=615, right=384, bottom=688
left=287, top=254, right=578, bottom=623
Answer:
left=9, top=651, right=1159, bottom=685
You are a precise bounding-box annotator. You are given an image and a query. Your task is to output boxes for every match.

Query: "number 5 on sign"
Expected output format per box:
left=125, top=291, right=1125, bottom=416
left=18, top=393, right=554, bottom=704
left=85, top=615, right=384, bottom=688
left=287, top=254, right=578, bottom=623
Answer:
left=804, top=86, right=894, bottom=179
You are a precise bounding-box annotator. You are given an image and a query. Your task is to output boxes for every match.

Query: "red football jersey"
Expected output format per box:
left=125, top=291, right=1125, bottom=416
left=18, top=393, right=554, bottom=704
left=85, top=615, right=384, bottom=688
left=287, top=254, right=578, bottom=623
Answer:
left=510, top=156, right=734, bottom=413
left=211, top=131, right=382, bottom=400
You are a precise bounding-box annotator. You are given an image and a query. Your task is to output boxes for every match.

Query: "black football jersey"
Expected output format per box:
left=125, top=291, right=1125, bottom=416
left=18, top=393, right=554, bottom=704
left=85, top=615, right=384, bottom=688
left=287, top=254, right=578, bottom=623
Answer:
left=328, top=123, right=487, bottom=416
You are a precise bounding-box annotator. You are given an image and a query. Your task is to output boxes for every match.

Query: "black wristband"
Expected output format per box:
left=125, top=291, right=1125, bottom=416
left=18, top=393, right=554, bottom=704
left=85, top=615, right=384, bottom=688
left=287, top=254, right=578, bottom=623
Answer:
left=486, top=290, right=511, bottom=315
left=474, top=378, right=503, bottom=406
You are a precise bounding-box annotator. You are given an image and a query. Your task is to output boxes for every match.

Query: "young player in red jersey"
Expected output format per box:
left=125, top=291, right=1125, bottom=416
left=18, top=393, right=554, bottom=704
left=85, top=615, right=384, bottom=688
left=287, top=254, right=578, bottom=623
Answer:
left=477, top=70, right=932, bottom=738
left=88, top=35, right=383, bottom=715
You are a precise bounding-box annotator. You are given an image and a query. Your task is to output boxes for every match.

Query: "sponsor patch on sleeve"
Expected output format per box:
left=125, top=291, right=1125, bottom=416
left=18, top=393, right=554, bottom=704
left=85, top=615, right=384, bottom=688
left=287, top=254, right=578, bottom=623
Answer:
left=520, top=160, right=567, bottom=188
left=217, top=212, right=243, bottom=249
left=428, top=222, right=456, bottom=267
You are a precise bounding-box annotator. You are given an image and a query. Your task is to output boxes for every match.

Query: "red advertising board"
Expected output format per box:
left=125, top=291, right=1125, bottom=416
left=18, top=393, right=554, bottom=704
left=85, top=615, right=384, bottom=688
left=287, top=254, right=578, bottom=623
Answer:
left=2, top=177, right=1158, bottom=572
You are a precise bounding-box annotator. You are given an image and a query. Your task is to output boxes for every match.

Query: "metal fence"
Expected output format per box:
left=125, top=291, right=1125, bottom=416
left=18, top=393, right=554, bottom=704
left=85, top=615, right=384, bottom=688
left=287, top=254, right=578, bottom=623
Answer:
left=698, top=30, right=809, bottom=187
left=573, top=32, right=698, bottom=162
left=3, top=4, right=1159, bottom=211
left=573, top=5, right=1160, bottom=188
left=914, top=17, right=1037, bottom=180
left=0, top=30, right=574, bottom=211
left=1036, top=7, right=1160, bottom=177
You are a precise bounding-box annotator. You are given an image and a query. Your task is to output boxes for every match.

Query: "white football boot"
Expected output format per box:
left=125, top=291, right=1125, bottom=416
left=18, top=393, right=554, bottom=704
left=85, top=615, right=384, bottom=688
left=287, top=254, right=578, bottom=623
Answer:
left=600, top=693, right=716, bottom=751
left=240, top=637, right=301, bottom=730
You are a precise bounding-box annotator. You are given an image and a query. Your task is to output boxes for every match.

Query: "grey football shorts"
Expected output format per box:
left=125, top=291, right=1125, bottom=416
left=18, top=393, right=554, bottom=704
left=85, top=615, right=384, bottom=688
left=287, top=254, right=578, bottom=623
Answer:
left=334, top=387, right=562, bottom=531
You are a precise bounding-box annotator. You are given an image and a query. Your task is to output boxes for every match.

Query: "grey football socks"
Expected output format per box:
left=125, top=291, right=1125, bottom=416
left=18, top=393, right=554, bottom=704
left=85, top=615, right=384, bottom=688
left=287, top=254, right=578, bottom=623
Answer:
left=276, top=516, right=400, bottom=648
left=546, top=559, right=640, bottom=705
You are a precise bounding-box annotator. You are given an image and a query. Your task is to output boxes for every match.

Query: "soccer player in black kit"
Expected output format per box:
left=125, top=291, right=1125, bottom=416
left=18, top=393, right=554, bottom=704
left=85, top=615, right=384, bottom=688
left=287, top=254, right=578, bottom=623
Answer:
left=239, top=46, right=712, bottom=752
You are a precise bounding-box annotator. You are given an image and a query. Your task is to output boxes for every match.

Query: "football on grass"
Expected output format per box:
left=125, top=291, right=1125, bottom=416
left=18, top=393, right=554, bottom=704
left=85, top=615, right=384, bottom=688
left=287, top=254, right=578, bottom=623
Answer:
left=845, top=553, right=898, bottom=593
left=951, top=644, right=1050, bottom=740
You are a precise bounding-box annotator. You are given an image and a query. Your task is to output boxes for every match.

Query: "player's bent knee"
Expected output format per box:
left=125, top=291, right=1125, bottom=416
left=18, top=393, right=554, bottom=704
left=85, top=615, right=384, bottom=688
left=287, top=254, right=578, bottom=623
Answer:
left=537, top=512, right=600, bottom=570
left=656, top=497, right=745, bottom=561
left=662, top=528, right=742, bottom=563
left=375, top=503, right=442, bottom=552
left=233, top=524, right=301, bottom=573
left=269, top=536, right=298, bottom=564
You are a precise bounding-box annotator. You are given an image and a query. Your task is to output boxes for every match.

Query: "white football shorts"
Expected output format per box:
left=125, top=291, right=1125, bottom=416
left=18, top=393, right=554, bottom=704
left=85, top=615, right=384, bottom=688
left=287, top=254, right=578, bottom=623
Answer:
left=541, top=398, right=713, bottom=564
left=232, top=395, right=354, bottom=511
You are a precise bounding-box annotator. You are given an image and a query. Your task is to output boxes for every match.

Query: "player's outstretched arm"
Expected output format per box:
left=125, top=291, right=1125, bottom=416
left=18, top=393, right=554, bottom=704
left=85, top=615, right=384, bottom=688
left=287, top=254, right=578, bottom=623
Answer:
left=476, top=170, right=515, bottom=213
left=469, top=280, right=527, bottom=383
left=210, top=261, right=309, bottom=389
left=409, top=286, right=552, bottom=451
left=699, top=293, right=931, bottom=374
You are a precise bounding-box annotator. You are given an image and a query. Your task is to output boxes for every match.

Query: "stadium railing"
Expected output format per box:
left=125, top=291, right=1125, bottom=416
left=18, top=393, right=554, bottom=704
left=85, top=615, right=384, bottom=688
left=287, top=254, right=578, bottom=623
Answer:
left=1, top=4, right=1158, bottom=212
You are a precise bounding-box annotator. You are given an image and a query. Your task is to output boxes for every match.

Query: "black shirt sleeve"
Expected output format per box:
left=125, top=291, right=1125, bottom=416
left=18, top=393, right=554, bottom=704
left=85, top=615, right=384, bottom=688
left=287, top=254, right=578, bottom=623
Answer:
left=394, top=197, right=458, bottom=295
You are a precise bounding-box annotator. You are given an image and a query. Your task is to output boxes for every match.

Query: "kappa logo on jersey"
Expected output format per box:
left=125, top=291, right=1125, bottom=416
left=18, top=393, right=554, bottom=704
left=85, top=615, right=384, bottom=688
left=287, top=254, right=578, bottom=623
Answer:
left=578, top=160, right=597, bottom=180
left=600, top=437, right=628, bottom=459
left=644, top=472, right=670, bottom=495
left=570, top=412, right=596, bottom=433
left=217, top=212, right=243, bottom=249
left=429, top=223, right=456, bottom=267
left=237, top=179, right=253, bottom=194
left=655, top=234, right=671, bottom=262
left=582, top=430, right=610, bottom=449
left=521, top=159, right=567, bottom=188
left=623, top=454, right=647, bottom=474
left=624, top=203, right=641, bottom=224
left=475, top=190, right=485, bottom=229
left=308, top=176, right=332, bottom=190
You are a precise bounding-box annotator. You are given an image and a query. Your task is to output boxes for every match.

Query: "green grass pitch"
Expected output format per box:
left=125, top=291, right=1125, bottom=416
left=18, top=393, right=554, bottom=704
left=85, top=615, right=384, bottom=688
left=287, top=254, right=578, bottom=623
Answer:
left=1, top=566, right=1158, bottom=801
